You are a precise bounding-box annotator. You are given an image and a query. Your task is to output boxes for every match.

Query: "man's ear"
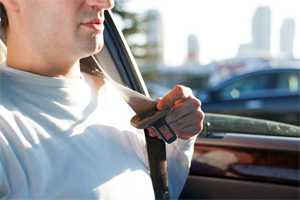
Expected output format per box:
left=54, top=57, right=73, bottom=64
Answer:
left=0, top=0, right=20, bottom=12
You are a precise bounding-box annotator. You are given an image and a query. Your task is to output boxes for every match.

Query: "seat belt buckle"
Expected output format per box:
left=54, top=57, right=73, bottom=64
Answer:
left=151, top=116, right=177, bottom=144
left=131, top=109, right=177, bottom=144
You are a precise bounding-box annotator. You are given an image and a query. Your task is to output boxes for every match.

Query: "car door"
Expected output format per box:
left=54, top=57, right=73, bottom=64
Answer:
left=97, top=11, right=300, bottom=199
left=181, top=117, right=300, bottom=199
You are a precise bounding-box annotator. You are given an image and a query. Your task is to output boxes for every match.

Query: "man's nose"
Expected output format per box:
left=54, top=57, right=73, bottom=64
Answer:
left=86, top=0, right=115, bottom=11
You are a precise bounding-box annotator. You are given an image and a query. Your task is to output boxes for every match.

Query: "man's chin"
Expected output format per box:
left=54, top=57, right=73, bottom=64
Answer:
left=79, top=44, right=103, bottom=59
left=79, top=34, right=104, bottom=56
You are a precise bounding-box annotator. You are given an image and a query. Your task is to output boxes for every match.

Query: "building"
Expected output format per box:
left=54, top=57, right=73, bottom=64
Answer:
left=252, top=6, right=272, bottom=56
left=143, top=9, right=164, bottom=66
left=185, top=34, right=200, bottom=64
left=237, top=6, right=272, bottom=58
left=280, top=18, right=295, bottom=59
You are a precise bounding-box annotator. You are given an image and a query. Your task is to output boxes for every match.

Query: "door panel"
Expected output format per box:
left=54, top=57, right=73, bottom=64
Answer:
left=180, top=133, right=300, bottom=199
left=181, top=175, right=299, bottom=199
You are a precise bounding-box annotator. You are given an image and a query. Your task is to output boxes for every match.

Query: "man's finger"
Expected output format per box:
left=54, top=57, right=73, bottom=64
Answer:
left=168, top=110, right=205, bottom=139
left=157, top=85, right=193, bottom=110
left=165, top=97, right=201, bottom=124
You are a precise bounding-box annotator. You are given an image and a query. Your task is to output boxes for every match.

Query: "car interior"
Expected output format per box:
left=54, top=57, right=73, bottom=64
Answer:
left=0, top=9, right=299, bottom=200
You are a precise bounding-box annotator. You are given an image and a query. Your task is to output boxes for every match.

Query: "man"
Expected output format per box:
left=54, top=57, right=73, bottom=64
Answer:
left=0, top=0, right=204, bottom=199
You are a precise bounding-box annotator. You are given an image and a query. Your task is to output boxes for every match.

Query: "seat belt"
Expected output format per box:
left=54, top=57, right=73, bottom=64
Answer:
left=88, top=55, right=172, bottom=200
left=107, top=76, right=172, bottom=200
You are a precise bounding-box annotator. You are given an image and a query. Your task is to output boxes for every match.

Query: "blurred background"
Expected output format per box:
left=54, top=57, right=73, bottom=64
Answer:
left=112, top=0, right=300, bottom=126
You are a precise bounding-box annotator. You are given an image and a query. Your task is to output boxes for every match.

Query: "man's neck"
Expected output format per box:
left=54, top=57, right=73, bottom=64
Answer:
left=6, top=31, right=82, bottom=79
left=6, top=59, right=82, bottom=79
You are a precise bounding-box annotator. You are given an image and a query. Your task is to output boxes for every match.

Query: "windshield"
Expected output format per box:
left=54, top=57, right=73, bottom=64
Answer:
left=114, top=0, right=300, bottom=126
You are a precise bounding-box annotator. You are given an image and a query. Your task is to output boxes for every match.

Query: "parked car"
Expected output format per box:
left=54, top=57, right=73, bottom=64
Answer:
left=199, top=68, right=300, bottom=125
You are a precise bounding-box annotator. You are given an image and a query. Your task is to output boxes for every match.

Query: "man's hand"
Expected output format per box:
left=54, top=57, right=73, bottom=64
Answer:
left=148, top=85, right=205, bottom=140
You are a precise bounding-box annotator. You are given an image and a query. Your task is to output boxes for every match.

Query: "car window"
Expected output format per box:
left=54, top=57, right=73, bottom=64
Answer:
left=220, top=73, right=272, bottom=99
left=276, top=72, right=300, bottom=93
left=114, top=0, right=300, bottom=128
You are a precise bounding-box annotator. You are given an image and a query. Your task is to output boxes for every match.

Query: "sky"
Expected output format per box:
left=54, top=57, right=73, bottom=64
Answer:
left=125, top=0, right=300, bottom=65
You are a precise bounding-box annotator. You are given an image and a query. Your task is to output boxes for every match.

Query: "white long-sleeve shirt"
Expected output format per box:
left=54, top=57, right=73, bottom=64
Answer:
left=0, top=64, right=195, bottom=199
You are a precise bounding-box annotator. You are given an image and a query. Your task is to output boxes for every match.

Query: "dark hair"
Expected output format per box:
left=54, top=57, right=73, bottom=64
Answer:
left=0, top=3, right=8, bottom=41
left=0, top=3, right=8, bottom=30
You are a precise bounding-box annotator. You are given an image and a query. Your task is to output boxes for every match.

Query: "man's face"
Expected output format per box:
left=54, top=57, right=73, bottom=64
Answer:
left=17, top=0, right=114, bottom=60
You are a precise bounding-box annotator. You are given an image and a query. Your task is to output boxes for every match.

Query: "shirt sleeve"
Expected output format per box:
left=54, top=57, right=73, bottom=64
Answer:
left=166, top=135, right=197, bottom=199
left=0, top=133, right=10, bottom=199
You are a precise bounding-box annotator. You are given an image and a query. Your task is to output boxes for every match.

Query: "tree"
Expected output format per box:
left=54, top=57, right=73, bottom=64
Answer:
left=112, top=1, right=144, bottom=58
left=112, top=1, right=163, bottom=66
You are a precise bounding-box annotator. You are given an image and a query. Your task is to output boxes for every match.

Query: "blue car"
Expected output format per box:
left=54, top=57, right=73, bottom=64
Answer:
left=200, top=68, right=300, bottom=125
